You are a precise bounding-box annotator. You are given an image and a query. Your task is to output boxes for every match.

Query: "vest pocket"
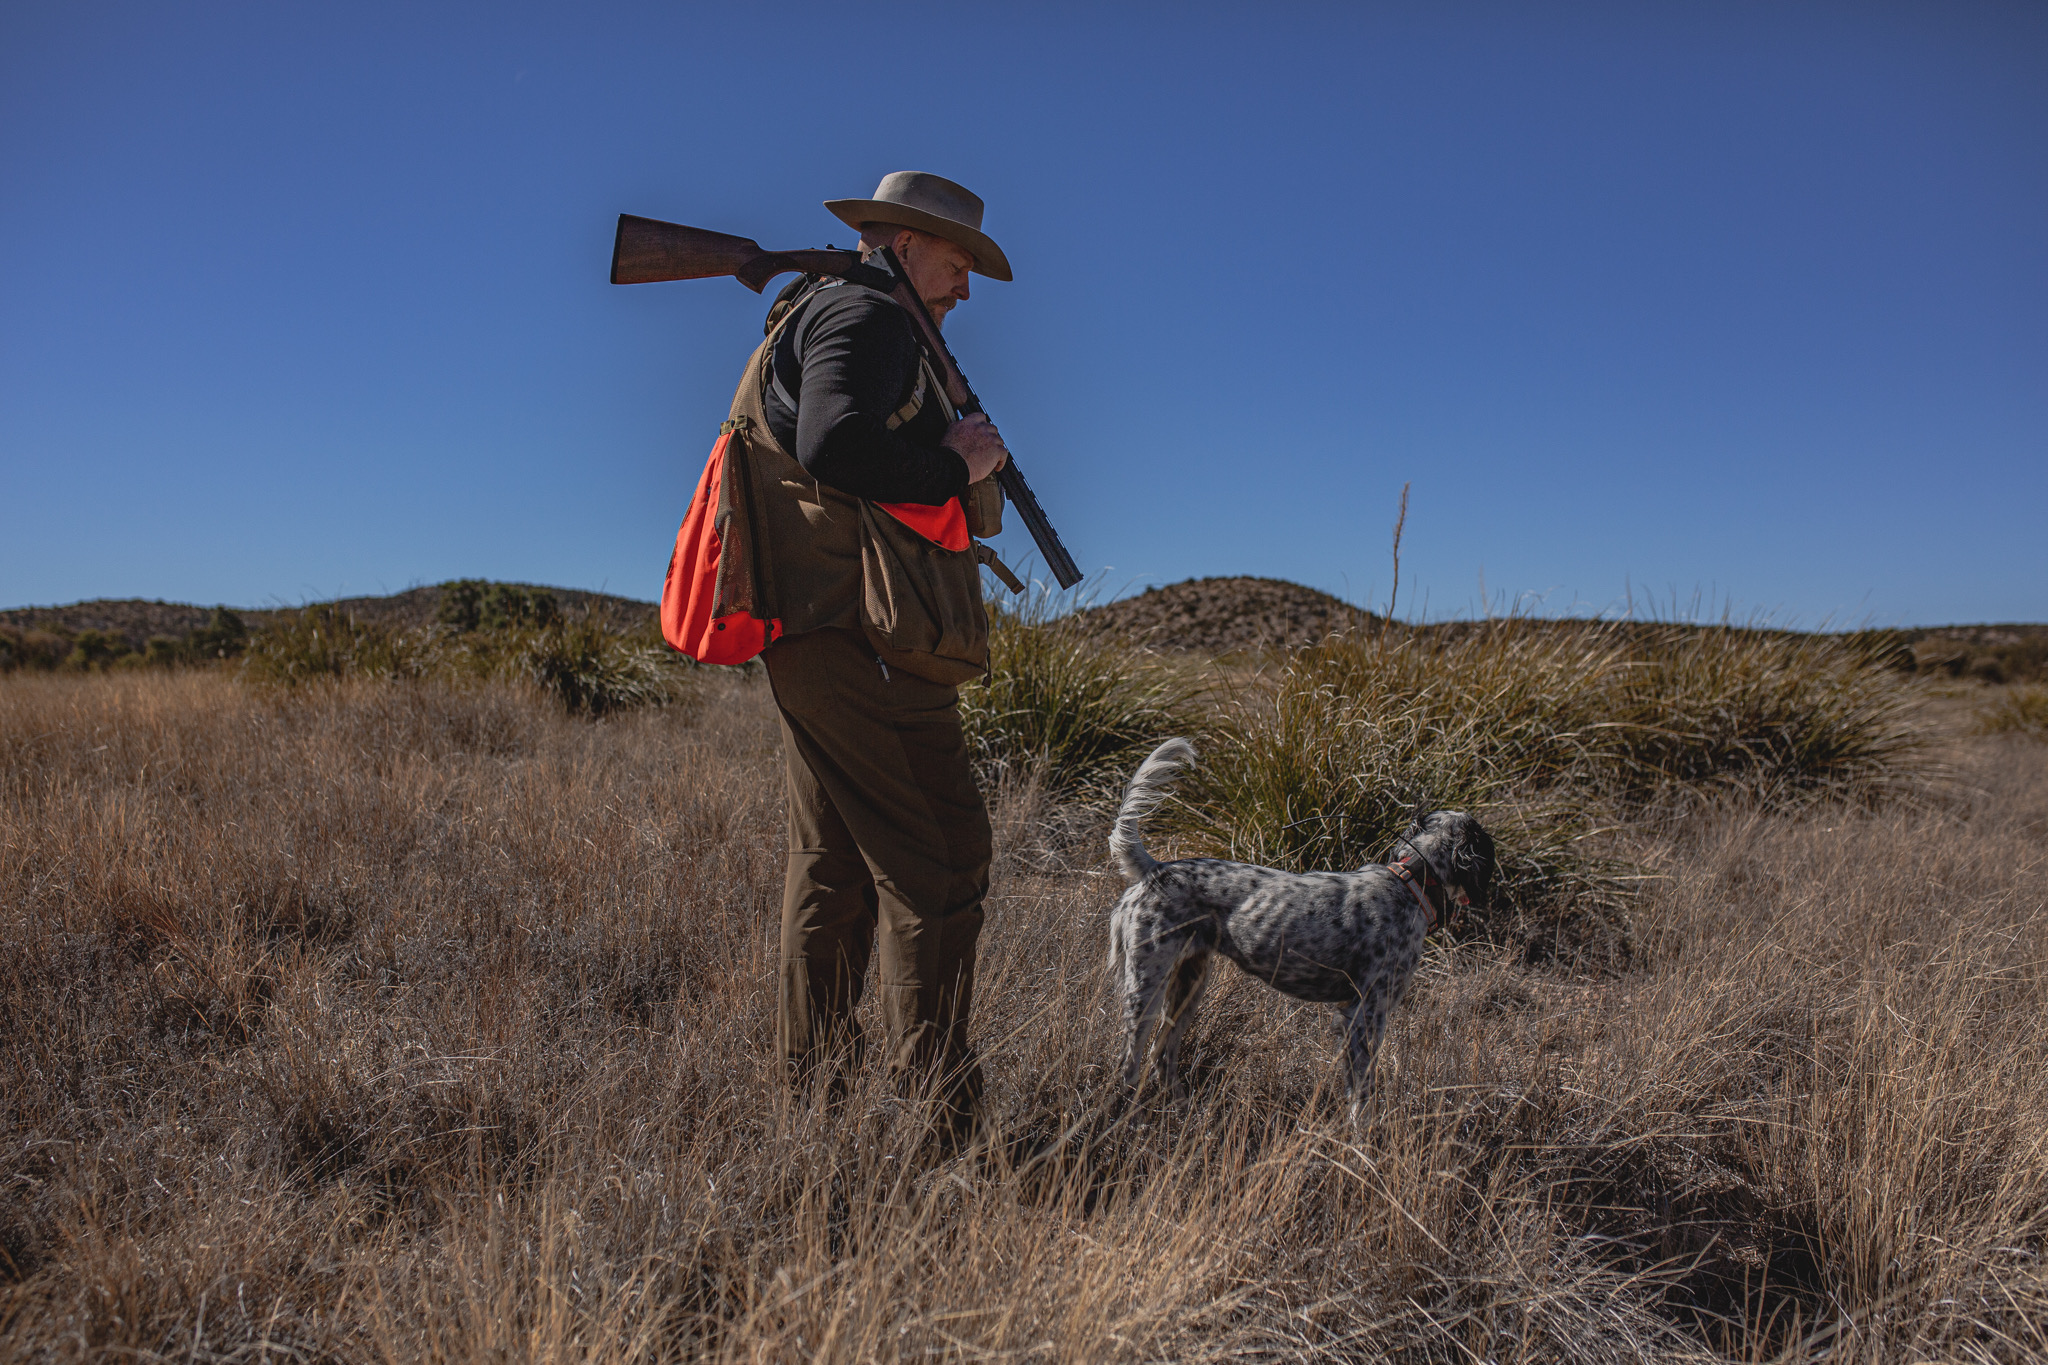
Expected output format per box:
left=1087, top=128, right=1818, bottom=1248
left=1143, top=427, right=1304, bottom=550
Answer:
left=857, top=501, right=990, bottom=684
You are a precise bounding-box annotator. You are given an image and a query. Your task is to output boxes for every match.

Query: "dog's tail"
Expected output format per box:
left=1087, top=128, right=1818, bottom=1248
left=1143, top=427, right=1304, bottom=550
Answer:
left=1109, top=738, right=1197, bottom=883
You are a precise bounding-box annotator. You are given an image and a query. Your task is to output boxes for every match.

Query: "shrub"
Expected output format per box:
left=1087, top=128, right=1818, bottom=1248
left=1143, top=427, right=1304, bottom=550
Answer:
left=241, top=607, right=438, bottom=685
left=190, top=607, right=249, bottom=660
left=958, top=590, right=1207, bottom=803
left=65, top=629, right=132, bottom=671
left=142, top=635, right=188, bottom=667
left=1976, top=685, right=2048, bottom=740
left=437, top=580, right=559, bottom=633
left=1174, top=625, right=1629, bottom=928
left=0, top=626, right=72, bottom=673
left=241, top=601, right=685, bottom=719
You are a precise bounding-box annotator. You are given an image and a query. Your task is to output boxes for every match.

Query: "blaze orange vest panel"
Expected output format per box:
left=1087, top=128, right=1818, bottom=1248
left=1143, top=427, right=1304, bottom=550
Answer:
left=660, top=429, right=782, bottom=664
left=876, top=497, right=970, bottom=551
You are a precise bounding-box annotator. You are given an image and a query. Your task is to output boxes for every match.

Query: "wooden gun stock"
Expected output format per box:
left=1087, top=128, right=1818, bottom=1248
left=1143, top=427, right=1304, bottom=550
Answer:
left=610, top=214, right=861, bottom=292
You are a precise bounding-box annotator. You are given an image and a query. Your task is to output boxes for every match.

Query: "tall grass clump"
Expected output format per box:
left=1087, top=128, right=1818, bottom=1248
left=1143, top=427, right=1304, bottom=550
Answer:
left=513, top=617, right=684, bottom=717
left=242, top=605, right=689, bottom=717
left=959, top=587, right=1207, bottom=803
left=1178, top=623, right=1635, bottom=938
left=1975, top=684, right=2048, bottom=740
left=241, top=605, right=440, bottom=684
left=1172, top=618, right=1930, bottom=942
left=1597, top=623, right=1929, bottom=808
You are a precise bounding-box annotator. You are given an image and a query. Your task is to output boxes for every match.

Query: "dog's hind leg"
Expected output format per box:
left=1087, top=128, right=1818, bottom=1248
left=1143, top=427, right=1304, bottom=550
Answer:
left=1338, top=987, right=1392, bottom=1124
left=1152, top=951, right=1213, bottom=1101
left=1119, top=930, right=1170, bottom=1091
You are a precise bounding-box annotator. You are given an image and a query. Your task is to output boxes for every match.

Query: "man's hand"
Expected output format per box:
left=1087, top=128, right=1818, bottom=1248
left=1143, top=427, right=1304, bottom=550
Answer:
left=943, top=413, right=1010, bottom=485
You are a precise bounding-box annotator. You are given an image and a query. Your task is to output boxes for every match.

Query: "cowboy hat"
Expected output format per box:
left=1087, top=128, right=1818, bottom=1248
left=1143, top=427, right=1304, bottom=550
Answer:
left=824, top=171, right=1013, bottom=282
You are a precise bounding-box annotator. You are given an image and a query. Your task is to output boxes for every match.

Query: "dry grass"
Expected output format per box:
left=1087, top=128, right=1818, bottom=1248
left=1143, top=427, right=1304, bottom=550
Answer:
left=3, top=670, right=2045, bottom=1362
left=1977, top=686, right=2048, bottom=741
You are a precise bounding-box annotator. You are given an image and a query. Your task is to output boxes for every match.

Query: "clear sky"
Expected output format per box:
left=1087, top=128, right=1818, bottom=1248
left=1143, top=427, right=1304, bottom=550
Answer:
left=3, top=1, right=2043, bottom=626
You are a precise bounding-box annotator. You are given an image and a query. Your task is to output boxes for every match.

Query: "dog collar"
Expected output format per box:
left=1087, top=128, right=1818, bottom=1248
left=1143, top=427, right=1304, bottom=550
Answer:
left=1387, top=837, right=1452, bottom=932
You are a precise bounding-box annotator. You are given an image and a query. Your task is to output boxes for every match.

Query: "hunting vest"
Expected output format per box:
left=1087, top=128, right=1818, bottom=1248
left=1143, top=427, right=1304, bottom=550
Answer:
left=701, top=285, right=998, bottom=684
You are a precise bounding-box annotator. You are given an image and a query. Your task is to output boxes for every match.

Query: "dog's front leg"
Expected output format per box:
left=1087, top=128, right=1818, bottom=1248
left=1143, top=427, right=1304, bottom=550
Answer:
left=1339, top=990, right=1391, bottom=1125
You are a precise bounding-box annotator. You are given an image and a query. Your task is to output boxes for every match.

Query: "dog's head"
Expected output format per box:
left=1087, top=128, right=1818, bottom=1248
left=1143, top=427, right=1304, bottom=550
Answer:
left=1400, top=809, right=1499, bottom=913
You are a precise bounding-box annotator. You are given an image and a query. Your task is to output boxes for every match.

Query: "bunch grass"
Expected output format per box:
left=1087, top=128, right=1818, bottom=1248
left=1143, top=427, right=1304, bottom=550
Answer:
left=959, top=585, right=1209, bottom=804
left=241, top=604, right=689, bottom=717
left=1975, top=684, right=2048, bottom=740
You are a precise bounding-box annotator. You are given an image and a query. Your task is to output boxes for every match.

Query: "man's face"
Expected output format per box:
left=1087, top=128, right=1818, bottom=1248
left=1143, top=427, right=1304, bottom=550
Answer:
left=895, top=229, right=974, bottom=325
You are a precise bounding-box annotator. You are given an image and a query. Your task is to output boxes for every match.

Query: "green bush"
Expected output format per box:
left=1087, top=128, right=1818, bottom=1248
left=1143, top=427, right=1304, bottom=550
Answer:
left=65, top=630, right=132, bottom=671
left=189, top=607, right=249, bottom=660
left=437, top=580, right=560, bottom=633
left=958, top=591, right=1208, bottom=803
left=1174, top=625, right=1629, bottom=928
left=0, top=626, right=73, bottom=673
left=1595, top=625, right=1925, bottom=807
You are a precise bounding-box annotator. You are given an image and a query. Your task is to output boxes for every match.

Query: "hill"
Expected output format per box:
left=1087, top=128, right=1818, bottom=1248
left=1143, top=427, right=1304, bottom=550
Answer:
left=1073, top=577, right=2048, bottom=681
left=5, top=577, right=2045, bottom=682
left=1073, top=576, right=1387, bottom=652
left=0, top=583, right=657, bottom=652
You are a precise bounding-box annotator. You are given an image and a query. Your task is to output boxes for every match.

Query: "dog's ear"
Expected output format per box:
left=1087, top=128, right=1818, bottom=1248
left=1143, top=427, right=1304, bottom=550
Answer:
left=1452, top=818, right=1498, bottom=906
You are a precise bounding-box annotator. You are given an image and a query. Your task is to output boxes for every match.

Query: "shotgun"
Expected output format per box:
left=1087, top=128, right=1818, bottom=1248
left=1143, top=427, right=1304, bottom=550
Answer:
left=610, top=213, right=1083, bottom=590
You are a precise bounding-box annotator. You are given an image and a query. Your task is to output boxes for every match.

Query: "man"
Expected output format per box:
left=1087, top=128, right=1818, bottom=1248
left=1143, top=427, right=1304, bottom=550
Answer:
left=750, top=172, right=1011, bottom=1135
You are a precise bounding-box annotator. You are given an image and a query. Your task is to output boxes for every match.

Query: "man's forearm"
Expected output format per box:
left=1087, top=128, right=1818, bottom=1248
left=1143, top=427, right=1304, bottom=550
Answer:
left=797, top=413, right=970, bottom=505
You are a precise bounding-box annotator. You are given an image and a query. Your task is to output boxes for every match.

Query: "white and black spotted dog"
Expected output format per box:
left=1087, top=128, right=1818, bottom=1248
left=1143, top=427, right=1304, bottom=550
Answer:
left=1106, top=738, right=1498, bottom=1119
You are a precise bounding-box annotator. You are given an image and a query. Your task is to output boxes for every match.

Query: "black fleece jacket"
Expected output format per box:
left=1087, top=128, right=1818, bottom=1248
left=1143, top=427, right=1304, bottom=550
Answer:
left=762, top=283, right=968, bottom=506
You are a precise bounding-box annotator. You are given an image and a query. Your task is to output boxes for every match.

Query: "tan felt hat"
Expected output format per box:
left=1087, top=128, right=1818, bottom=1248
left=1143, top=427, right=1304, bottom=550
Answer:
left=825, top=171, right=1012, bottom=281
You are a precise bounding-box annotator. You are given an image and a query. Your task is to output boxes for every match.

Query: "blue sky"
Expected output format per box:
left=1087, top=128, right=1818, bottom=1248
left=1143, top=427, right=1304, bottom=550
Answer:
left=3, top=1, right=2043, bottom=626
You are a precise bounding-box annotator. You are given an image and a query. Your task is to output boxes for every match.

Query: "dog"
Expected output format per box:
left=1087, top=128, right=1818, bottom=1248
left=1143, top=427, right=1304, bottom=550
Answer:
left=1106, top=738, right=1497, bottom=1119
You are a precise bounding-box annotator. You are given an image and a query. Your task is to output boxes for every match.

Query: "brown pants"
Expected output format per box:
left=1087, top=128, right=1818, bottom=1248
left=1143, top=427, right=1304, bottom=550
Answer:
left=762, top=627, right=992, bottom=1116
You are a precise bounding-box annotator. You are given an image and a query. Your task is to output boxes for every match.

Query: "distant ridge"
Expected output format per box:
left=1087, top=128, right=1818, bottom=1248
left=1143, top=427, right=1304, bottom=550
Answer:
left=1, top=584, right=656, bottom=651
left=1072, top=576, right=2047, bottom=679
left=6, top=577, right=2043, bottom=681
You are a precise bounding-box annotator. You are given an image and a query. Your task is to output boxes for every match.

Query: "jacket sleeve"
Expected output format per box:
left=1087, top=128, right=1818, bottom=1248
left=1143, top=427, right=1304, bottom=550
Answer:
left=790, top=292, right=970, bottom=505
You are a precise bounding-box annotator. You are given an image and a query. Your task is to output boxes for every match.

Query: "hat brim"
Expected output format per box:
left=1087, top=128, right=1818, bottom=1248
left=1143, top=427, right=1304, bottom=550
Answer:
left=823, top=198, right=1013, bottom=281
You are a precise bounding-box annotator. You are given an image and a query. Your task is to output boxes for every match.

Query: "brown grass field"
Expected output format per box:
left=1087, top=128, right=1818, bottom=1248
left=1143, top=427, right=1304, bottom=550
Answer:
left=3, top=666, right=2045, bottom=1362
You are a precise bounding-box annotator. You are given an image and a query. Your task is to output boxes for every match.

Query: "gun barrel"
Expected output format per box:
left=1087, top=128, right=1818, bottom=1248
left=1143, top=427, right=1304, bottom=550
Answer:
left=994, top=463, right=1082, bottom=589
